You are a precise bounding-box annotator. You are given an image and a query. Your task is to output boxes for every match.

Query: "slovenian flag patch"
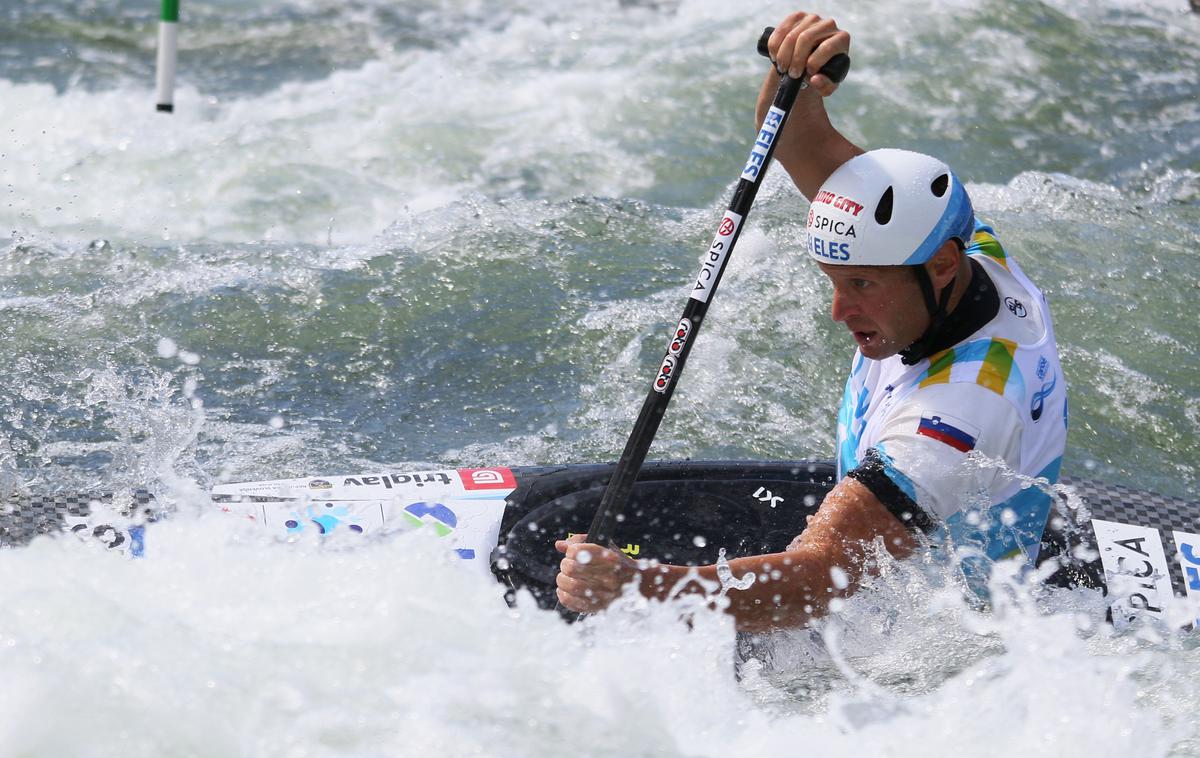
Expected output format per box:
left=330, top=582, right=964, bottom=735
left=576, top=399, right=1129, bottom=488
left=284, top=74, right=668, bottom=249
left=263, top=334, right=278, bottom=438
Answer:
left=916, top=414, right=978, bottom=453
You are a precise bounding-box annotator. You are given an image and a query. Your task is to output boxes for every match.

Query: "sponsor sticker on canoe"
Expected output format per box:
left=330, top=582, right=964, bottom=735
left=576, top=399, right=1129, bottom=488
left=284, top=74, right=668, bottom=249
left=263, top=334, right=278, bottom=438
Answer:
left=278, top=501, right=384, bottom=535
left=457, top=467, right=516, bottom=490
left=1172, top=529, right=1200, bottom=629
left=251, top=496, right=509, bottom=577
left=342, top=472, right=453, bottom=489
left=1092, top=519, right=1173, bottom=629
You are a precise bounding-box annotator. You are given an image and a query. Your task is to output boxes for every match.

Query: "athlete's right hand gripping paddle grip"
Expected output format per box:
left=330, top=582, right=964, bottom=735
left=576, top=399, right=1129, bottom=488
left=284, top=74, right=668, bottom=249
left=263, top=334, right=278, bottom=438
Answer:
left=757, top=26, right=851, bottom=84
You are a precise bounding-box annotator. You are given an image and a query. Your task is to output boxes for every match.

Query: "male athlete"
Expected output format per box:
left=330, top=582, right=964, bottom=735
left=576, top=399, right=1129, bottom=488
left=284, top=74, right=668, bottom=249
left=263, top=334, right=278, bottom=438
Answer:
left=555, top=12, right=1068, bottom=631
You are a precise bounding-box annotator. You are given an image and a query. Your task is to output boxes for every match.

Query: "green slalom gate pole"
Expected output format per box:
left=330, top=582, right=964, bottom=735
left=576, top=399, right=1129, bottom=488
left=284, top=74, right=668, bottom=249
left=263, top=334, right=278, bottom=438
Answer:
left=154, top=0, right=180, bottom=113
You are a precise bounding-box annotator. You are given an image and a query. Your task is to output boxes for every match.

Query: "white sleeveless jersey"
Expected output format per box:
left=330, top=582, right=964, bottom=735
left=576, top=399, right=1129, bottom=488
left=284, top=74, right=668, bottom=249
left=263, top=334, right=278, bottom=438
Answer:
left=835, top=221, right=1068, bottom=583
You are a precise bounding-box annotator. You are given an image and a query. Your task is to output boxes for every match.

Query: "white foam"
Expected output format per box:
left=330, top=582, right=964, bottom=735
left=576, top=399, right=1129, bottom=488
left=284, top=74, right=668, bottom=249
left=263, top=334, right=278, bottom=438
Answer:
left=0, top=506, right=1193, bottom=755
left=0, top=0, right=770, bottom=246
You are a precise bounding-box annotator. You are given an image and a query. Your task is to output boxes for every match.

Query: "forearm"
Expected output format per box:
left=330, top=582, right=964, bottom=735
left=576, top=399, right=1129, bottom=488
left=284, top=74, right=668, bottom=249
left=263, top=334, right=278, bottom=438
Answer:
left=633, top=479, right=918, bottom=632
left=636, top=545, right=847, bottom=633
left=754, top=68, right=862, bottom=199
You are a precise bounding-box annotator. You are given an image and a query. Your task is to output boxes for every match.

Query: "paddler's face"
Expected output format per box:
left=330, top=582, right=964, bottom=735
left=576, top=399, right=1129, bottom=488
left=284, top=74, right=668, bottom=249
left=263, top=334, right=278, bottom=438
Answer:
left=817, top=263, right=931, bottom=360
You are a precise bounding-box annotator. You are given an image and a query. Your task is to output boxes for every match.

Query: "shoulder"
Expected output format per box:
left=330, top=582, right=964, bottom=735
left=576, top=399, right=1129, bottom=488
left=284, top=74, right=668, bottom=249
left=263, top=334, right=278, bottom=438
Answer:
left=965, top=218, right=1005, bottom=260
left=965, top=217, right=1045, bottom=309
left=883, top=383, right=1023, bottom=454
left=868, top=385, right=1024, bottom=520
left=964, top=218, right=1026, bottom=282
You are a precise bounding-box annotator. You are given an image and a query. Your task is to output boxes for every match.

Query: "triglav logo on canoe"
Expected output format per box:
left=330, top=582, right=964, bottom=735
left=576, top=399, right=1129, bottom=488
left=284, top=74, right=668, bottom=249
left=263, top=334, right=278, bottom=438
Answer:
left=342, top=472, right=452, bottom=488
left=457, top=467, right=516, bottom=490
left=308, top=479, right=332, bottom=489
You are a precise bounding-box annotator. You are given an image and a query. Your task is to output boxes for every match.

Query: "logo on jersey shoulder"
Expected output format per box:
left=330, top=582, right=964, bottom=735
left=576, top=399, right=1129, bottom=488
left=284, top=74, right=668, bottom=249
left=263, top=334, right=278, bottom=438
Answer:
left=1004, top=297, right=1027, bottom=318
left=916, top=413, right=979, bottom=453
left=1031, top=374, right=1056, bottom=421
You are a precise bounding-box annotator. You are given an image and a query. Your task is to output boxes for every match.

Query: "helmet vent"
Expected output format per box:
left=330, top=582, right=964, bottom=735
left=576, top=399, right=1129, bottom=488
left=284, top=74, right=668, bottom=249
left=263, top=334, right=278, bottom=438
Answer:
left=874, top=187, right=894, bottom=225
left=931, top=173, right=949, bottom=198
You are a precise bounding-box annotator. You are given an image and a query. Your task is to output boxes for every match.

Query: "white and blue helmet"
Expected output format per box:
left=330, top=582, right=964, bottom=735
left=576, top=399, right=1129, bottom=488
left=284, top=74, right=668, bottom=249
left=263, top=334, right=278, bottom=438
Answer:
left=806, top=148, right=974, bottom=266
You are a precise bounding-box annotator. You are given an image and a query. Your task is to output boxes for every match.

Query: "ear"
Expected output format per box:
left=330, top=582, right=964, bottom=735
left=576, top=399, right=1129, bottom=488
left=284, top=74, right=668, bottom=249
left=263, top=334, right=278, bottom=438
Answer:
left=925, top=240, right=963, bottom=290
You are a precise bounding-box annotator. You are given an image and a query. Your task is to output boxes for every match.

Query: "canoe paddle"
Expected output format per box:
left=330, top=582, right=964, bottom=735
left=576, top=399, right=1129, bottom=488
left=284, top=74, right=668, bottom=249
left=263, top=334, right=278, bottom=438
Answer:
left=561, top=28, right=850, bottom=613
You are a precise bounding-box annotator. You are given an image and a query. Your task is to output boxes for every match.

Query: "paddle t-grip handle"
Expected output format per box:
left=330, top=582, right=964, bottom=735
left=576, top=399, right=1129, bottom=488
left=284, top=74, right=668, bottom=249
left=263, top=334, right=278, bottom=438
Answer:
left=757, top=26, right=851, bottom=84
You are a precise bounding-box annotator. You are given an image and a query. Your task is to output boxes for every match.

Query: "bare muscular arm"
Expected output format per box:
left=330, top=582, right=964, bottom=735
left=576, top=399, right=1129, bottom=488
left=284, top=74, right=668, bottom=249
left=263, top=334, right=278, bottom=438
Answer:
left=754, top=12, right=863, bottom=199
left=556, top=477, right=919, bottom=633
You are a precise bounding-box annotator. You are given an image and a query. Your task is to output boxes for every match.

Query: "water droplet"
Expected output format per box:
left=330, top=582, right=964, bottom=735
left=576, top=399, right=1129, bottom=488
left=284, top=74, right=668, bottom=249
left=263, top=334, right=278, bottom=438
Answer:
left=829, top=565, right=849, bottom=589
left=692, top=535, right=707, bottom=548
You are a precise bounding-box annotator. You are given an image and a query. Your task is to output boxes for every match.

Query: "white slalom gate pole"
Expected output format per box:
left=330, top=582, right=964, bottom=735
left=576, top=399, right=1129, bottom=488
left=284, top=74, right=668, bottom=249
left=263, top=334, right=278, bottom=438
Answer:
left=154, top=0, right=179, bottom=113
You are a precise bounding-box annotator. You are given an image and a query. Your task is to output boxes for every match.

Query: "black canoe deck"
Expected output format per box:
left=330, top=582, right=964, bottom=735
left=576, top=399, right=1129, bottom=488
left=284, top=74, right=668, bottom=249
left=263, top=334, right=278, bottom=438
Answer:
left=3, top=461, right=1197, bottom=626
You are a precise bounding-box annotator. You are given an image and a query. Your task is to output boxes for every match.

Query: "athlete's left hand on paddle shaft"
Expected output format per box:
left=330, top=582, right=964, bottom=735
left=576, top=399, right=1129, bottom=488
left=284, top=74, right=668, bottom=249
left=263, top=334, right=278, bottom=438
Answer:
left=555, top=534, right=639, bottom=613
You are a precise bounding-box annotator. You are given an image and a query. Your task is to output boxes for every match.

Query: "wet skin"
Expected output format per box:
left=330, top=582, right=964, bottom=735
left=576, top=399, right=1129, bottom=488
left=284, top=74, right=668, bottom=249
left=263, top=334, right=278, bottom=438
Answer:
left=816, top=241, right=968, bottom=359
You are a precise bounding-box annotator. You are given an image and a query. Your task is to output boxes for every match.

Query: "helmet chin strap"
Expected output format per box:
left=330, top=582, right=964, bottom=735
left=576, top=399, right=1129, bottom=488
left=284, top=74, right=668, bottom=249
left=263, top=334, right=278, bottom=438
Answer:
left=899, top=264, right=957, bottom=365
